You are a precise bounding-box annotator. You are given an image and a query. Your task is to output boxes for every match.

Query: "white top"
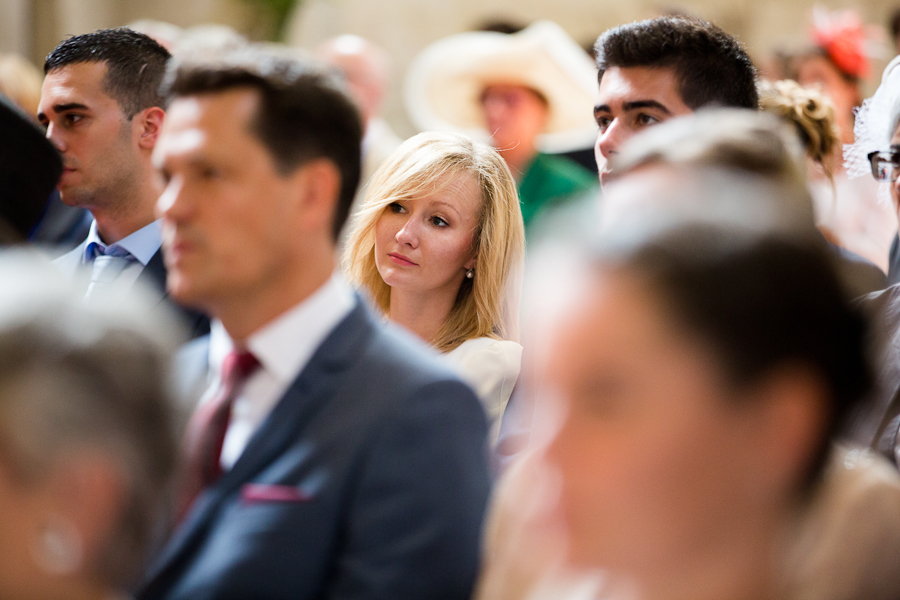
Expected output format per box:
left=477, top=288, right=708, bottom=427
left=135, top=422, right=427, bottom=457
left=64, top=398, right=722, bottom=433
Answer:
left=204, top=275, right=356, bottom=469
left=442, top=336, right=522, bottom=442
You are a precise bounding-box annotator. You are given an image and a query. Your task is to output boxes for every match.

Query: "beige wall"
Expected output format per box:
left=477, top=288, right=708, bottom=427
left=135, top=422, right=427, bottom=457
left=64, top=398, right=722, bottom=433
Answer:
left=7, top=0, right=899, bottom=135
left=7, top=0, right=252, bottom=67
left=286, top=0, right=900, bottom=137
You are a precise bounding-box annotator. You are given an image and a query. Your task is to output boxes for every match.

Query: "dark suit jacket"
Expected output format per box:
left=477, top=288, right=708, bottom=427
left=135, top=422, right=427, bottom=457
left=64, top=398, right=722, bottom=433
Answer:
left=55, top=239, right=209, bottom=338
left=831, top=242, right=888, bottom=298
left=846, top=283, right=900, bottom=466
left=137, top=301, right=492, bottom=600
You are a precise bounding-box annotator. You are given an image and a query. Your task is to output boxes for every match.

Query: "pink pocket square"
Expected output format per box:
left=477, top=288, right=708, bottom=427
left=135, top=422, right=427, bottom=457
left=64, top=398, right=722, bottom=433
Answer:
left=241, top=483, right=313, bottom=503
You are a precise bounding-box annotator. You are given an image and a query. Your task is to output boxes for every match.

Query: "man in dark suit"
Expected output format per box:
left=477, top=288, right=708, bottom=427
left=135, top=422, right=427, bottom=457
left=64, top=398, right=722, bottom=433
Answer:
left=38, top=28, right=207, bottom=335
left=137, top=45, right=491, bottom=600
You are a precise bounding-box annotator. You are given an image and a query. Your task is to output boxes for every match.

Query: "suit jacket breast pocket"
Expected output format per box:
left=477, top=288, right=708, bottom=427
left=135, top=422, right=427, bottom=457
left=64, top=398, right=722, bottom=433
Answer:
left=240, top=483, right=314, bottom=504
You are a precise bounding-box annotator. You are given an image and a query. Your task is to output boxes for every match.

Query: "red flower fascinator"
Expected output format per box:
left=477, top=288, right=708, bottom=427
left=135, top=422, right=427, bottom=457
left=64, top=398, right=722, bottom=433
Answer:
left=811, top=6, right=870, bottom=80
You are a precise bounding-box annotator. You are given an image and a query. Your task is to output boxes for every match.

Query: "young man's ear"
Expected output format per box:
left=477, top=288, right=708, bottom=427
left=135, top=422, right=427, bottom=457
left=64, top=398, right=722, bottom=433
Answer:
left=136, top=107, right=166, bottom=150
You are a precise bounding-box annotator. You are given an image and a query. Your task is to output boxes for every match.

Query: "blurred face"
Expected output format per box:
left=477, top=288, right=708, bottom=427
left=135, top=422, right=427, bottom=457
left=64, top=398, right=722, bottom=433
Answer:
left=795, top=54, right=860, bottom=125
left=543, top=269, right=776, bottom=579
left=154, top=89, right=303, bottom=312
left=374, top=173, right=480, bottom=300
left=480, top=84, right=548, bottom=153
left=594, top=66, right=692, bottom=185
left=0, top=456, right=46, bottom=600
left=38, top=62, right=141, bottom=210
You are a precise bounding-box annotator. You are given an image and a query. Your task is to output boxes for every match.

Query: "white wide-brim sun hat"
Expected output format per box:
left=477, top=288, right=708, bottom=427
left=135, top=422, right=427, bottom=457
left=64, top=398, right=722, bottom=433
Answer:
left=404, top=21, right=599, bottom=154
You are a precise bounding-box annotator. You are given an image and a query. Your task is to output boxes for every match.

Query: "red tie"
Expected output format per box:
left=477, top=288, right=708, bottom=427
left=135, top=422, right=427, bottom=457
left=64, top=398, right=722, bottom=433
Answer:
left=177, top=350, right=260, bottom=519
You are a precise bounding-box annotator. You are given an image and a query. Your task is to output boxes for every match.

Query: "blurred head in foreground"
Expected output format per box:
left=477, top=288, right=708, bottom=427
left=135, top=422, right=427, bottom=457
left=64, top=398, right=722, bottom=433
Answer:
left=599, top=108, right=816, bottom=241
left=599, top=108, right=890, bottom=299
left=0, top=95, right=62, bottom=243
left=0, top=255, right=178, bottom=600
left=539, top=222, right=869, bottom=600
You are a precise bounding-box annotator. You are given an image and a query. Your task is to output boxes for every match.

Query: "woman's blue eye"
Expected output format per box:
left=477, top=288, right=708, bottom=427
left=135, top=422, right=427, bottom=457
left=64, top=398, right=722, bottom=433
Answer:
left=389, top=202, right=406, bottom=214
left=431, top=216, right=448, bottom=227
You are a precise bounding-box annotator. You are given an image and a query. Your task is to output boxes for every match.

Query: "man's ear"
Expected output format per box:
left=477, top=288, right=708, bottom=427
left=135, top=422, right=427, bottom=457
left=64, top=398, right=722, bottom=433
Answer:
left=293, top=158, right=341, bottom=235
left=738, top=366, right=830, bottom=501
left=135, top=107, right=166, bottom=150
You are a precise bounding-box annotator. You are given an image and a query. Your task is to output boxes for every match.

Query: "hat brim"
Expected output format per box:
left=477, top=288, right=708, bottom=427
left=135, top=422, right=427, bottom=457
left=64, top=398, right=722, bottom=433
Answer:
left=405, top=21, right=599, bottom=153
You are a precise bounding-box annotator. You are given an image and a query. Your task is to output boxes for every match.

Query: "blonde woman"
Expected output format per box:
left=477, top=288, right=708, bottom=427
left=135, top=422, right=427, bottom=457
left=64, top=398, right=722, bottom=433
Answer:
left=344, top=132, right=525, bottom=435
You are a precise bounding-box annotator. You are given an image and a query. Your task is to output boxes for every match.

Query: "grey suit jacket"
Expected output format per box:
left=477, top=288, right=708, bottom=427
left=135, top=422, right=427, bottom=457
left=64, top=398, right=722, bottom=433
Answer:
left=55, top=238, right=208, bottom=338
left=137, top=301, right=492, bottom=600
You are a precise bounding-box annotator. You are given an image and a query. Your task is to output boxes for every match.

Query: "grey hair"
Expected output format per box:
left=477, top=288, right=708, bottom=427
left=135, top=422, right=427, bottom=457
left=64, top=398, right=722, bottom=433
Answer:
left=610, top=108, right=808, bottom=189
left=0, top=251, right=180, bottom=589
left=602, top=108, right=818, bottom=240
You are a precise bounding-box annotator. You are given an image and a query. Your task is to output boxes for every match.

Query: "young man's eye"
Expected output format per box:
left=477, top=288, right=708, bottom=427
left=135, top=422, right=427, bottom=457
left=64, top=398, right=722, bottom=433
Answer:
left=596, top=116, right=612, bottom=133
left=64, top=114, right=84, bottom=126
left=635, top=113, right=660, bottom=127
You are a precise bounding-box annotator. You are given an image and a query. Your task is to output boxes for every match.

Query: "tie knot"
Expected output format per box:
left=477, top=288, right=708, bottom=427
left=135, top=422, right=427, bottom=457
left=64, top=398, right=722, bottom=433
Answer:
left=221, top=350, right=260, bottom=384
left=88, top=241, right=134, bottom=261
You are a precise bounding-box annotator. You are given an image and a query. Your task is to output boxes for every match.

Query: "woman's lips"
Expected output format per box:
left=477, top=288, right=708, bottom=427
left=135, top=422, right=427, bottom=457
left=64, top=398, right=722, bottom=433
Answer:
left=388, top=253, right=418, bottom=266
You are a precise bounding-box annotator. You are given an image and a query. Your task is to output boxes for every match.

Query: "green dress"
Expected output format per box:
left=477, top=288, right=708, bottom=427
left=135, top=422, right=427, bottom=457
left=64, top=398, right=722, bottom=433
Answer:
left=517, top=153, right=598, bottom=234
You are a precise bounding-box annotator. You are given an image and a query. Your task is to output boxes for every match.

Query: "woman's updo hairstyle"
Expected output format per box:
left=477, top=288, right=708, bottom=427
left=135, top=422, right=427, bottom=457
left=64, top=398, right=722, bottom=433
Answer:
left=759, top=79, right=841, bottom=183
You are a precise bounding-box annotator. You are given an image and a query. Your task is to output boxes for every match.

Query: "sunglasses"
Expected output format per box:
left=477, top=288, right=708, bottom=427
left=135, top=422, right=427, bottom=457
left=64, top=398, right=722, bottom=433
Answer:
left=868, top=150, right=900, bottom=182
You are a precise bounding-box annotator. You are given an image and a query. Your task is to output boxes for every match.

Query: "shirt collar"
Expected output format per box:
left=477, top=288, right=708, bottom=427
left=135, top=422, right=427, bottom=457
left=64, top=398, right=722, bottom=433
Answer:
left=82, top=219, right=162, bottom=266
left=208, top=275, right=357, bottom=384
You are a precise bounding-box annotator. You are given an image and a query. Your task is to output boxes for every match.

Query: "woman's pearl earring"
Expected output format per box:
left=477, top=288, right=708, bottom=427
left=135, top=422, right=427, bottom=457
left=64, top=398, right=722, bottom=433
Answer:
left=466, top=268, right=474, bottom=279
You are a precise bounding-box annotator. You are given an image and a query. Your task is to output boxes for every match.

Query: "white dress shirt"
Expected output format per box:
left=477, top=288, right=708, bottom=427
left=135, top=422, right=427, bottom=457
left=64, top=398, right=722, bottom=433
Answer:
left=204, top=275, right=356, bottom=469
left=81, top=219, right=162, bottom=288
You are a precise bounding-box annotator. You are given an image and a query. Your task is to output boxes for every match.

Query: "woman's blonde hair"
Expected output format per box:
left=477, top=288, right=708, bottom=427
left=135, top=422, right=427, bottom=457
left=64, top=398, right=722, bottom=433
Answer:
left=343, top=131, right=524, bottom=352
left=759, top=79, right=842, bottom=183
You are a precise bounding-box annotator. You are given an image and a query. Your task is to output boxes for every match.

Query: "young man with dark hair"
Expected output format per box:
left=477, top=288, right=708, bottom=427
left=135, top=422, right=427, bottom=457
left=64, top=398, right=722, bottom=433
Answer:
left=138, top=45, right=490, bottom=600
left=592, top=16, right=759, bottom=184
left=38, top=28, right=205, bottom=333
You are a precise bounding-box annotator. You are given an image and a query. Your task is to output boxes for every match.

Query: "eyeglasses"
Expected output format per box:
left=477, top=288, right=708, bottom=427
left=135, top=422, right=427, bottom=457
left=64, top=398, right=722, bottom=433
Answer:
left=868, top=150, right=900, bottom=182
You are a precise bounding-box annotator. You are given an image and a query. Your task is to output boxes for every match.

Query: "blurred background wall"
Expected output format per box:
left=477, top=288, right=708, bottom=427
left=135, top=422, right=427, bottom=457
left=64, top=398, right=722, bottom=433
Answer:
left=3, top=0, right=897, bottom=135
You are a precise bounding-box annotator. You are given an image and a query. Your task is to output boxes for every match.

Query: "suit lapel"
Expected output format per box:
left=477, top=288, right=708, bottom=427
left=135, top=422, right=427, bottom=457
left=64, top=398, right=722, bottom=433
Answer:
left=871, top=302, right=900, bottom=463
left=53, top=238, right=88, bottom=276
left=136, top=248, right=168, bottom=306
left=142, top=301, right=374, bottom=586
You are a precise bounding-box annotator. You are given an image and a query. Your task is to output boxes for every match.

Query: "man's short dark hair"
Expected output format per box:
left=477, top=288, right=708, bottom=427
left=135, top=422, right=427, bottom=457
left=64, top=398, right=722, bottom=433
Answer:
left=44, top=28, right=171, bottom=118
left=595, top=16, right=759, bottom=110
left=162, top=47, right=363, bottom=241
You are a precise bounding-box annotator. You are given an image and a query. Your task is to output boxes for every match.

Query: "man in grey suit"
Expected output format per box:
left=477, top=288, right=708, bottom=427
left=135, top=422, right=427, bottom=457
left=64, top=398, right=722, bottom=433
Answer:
left=137, top=45, right=491, bottom=600
left=38, top=28, right=206, bottom=334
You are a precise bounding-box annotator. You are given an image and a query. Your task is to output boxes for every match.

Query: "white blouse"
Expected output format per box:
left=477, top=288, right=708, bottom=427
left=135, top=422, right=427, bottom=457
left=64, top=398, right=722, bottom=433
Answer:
left=443, top=337, right=522, bottom=443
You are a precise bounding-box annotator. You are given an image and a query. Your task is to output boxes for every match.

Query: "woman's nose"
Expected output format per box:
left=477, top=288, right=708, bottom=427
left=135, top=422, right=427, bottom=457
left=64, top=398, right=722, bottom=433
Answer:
left=395, top=219, right=418, bottom=247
